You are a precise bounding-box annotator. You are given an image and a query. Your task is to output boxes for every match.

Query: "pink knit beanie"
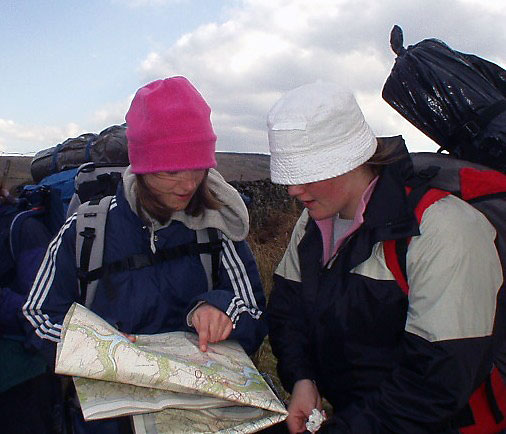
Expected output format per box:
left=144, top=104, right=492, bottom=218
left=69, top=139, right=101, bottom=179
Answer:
left=126, top=77, right=217, bottom=174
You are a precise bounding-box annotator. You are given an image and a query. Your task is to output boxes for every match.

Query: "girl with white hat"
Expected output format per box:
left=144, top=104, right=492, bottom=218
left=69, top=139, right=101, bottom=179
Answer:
left=267, top=82, right=502, bottom=433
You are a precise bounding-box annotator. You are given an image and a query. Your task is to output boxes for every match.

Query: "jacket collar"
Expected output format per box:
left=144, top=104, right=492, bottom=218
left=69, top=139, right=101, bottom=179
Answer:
left=361, top=136, right=420, bottom=242
left=118, top=166, right=250, bottom=242
left=362, top=157, right=419, bottom=243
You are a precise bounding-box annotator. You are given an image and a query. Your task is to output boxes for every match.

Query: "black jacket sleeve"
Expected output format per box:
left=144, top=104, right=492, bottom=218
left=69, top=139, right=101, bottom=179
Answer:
left=320, top=332, right=491, bottom=433
left=268, top=273, right=317, bottom=393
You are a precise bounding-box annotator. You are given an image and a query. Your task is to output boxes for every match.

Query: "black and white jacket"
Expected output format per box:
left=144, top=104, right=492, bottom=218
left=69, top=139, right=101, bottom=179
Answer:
left=268, top=151, right=502, bottom=433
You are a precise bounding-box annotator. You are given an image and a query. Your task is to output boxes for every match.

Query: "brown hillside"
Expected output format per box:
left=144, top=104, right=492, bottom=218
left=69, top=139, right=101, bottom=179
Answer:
left=0, top=152, right=270, bottom=192
left=0, top=156, right=32, bottom=191
left=216, top=152, right=270, bottom=182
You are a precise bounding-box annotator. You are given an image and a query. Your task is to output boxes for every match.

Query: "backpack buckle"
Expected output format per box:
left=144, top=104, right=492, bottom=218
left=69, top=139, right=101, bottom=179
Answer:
left=79, top=227, right=96, bottom=240
left=462, top=120, right=481, bottom=138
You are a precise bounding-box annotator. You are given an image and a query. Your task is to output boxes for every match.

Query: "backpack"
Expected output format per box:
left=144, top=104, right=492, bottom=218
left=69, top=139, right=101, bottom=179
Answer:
left=69, top=162, right=223, bottom=308
left=8, top=160, right=121, bottom=248
left=383, top=151, right=506, bottom=433
left=382, top=25, right=506, bottom=173
left=30, top=124, right=129, bottom=183
left=3, top=123, right=130, bottom=266
left=7, top=157, right=223, bottom=310
left=2, top=169, right=76, bottom=285
left=3, top=163, right=126, bottom=286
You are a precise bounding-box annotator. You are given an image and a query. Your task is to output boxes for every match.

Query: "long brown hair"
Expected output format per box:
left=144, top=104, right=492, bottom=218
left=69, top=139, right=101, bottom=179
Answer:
left=135, top=170, right=222, bottom=224
left=365, top=136, right=406, bottom=176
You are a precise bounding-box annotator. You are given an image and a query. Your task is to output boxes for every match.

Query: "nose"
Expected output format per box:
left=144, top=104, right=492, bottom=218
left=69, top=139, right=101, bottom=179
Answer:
left=181, top=177, right=197, bottom=191
left=287, top=185, right=304, bottom=197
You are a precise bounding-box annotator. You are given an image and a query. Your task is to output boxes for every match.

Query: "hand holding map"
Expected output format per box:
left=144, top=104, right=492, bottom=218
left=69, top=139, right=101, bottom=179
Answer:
left=55, top=303, right=287, bottom=433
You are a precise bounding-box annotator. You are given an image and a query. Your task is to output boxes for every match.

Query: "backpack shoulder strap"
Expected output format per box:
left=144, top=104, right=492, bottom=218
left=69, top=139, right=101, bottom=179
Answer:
left=9, top=208, right=46, bottom=261
left=383, top=187, right=451, bottom=294
left=75, top=195, right=113, bottom=308
left=196, top=227, right=222, bottom=291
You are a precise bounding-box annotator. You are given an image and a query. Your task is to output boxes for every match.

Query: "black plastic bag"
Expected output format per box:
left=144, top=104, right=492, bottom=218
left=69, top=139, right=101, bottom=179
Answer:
left=382, top=25, right=506, bottom=172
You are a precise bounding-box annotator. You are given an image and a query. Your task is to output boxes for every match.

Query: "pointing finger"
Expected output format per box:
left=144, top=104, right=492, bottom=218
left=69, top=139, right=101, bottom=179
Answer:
left=198, top=324, right=209, bottom=352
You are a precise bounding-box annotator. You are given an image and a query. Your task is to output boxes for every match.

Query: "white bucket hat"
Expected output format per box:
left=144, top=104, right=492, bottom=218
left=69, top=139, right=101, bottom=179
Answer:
left=267, top=81, right=377, bottom=185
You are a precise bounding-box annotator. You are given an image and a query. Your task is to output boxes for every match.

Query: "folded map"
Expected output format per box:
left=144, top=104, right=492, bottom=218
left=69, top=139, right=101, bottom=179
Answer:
left=55, top=303, right=287, bottom=433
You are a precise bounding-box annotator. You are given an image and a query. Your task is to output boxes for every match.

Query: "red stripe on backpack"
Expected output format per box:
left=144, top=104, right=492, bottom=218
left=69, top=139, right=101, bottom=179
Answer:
left=460, top=367, right=506, bottom=433
left=383, top=239, right=409, bottom=295
left=460, top=168, right=506, bottom=201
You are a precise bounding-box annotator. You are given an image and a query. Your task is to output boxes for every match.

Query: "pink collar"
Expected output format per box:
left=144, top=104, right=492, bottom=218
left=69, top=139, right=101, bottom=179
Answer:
left=316, top=176, right=379, bottom=264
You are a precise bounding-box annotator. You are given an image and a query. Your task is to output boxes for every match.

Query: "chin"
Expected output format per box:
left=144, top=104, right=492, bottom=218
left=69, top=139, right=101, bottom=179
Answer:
left=309, top=210, right=332, bottom=221
left=177, top=200, right=193, bottom=211
left=309, top=211, right=322, bottom=220
left=172, top=205, right=187, bottom=211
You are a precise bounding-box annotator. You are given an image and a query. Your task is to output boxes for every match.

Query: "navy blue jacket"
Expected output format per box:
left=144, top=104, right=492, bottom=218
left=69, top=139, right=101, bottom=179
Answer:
left=1, top=207, right=51, bottom=336
left=23, top=178, right=267, bottom=361
left=1, top=210, right=51, bottom=393
left=23, top=171, right=268, bottom=434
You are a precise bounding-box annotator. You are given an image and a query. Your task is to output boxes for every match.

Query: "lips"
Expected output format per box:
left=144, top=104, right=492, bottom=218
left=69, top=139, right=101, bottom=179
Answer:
left=175, top=193, right=193, bottom=201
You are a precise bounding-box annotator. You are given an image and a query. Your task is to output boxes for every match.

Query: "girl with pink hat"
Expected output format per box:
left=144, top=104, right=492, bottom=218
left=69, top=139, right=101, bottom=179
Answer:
left=23, top=76, right=267, bottom=434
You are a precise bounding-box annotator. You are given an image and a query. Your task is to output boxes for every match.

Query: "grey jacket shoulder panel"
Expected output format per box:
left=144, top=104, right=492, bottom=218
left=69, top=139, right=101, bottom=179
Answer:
left=405, top=194, right=502, bottom=342
left=274, top=208, right=310, bottom=283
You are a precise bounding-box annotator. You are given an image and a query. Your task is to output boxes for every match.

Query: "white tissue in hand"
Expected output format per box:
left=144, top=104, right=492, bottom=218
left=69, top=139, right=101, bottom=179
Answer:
left=306, top=408, right=326, bottom=433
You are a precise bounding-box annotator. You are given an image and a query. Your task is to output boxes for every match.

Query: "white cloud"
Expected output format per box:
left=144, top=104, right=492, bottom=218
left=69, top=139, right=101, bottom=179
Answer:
left=90, top=95, right=134, bottom=131
left=0, top=118, right=84, bottom=155
left=6, top=0, right=503, bottom=155
left=0, top=94, right=132, bottom=155
left=136, top=0, right=505, bottom=153
left=457, top=0, right=505, bottom=13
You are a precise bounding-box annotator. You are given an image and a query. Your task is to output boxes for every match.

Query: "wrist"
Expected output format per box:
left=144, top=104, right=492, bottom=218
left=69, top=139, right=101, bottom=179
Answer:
left=186, top=301, right=208, bottom=327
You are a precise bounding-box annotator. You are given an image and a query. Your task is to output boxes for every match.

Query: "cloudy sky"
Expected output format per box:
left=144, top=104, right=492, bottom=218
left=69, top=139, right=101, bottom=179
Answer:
left=1, top=0, right=505, bottom=156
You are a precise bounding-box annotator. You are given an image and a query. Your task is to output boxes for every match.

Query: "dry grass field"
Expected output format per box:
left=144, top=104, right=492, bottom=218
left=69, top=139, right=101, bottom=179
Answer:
left=248, top=209, right=300, bottom=403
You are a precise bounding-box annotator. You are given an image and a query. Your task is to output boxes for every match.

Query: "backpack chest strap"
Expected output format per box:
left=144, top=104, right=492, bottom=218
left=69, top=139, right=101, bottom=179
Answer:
left=82, top=238, right=223, bottom=282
